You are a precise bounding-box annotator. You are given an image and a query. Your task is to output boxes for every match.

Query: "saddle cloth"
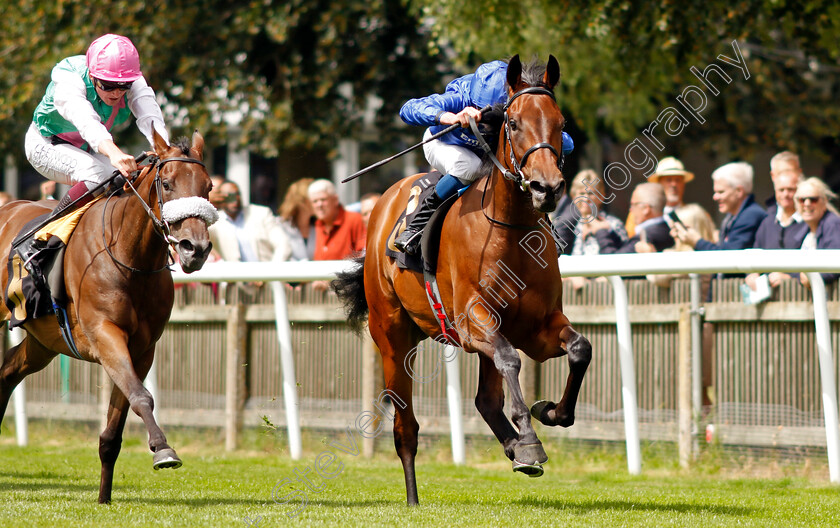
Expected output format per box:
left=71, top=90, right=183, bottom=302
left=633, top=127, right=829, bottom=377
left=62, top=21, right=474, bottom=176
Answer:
left=5, top=197, right=101, bottom=328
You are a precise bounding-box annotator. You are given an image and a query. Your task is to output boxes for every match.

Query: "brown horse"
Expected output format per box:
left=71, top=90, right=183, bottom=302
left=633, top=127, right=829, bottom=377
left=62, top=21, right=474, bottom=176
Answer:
left=0, top=130, right=215, bottom=503
left=333, top=55, right=592, bottom=505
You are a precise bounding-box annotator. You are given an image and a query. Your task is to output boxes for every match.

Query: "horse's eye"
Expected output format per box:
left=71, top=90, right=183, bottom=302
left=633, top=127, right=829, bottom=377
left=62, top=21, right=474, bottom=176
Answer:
left=509, top=119, right=518, bottom=131
left=162, top=180, right=171, bottom=191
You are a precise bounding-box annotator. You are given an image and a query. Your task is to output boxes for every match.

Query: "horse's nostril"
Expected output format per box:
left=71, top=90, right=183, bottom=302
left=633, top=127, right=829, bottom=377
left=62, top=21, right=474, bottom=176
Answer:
left=178, top=240, right=195, bottom=255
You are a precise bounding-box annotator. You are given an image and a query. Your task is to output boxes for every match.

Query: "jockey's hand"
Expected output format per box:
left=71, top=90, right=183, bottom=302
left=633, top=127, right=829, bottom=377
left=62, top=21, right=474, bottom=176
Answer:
left=98, top=139, right=137, bottom=177
left=439, top=107, right=484, bottom=128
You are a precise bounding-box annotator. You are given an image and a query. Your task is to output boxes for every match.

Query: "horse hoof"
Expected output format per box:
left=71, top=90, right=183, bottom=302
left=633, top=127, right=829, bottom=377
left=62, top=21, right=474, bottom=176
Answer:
left=513, top=459, right=544, bottom=478
left=153, top=448, right=183, bottom=470
left=514, top=442, right=548, bottom=465
left=530, top=400, right=556, bottom=426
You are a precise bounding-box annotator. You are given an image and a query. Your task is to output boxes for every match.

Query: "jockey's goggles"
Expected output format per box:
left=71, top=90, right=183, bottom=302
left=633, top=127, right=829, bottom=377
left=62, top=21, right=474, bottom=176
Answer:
left=93, top=78, right=134, bottom=92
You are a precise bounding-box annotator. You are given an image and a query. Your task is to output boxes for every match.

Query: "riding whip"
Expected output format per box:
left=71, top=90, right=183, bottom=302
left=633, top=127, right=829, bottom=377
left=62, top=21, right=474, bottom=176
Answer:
left=341, top=106, right=492, bottom=183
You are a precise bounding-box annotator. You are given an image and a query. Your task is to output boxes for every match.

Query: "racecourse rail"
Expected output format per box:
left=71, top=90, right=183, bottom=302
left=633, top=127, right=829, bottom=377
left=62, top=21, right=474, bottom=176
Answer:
left=8, top=249, right=840, bottom=482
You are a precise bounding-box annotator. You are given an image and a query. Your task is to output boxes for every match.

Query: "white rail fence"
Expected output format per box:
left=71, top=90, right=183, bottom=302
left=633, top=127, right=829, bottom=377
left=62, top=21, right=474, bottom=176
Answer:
left=8, top=250, right=840, bottom=482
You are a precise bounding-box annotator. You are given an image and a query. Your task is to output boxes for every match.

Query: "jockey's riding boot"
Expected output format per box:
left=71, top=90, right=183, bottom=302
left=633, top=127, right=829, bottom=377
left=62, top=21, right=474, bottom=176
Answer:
left=394, top=192, right=443, bottom=255
left=14, top=180, right=98, bottom=286
left=394, top=173, right=471, bottom=255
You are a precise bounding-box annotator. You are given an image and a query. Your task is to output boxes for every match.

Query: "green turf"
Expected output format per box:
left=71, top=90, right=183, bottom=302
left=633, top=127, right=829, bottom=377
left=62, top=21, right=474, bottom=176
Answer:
left=1, top=420, right=839, bottom=527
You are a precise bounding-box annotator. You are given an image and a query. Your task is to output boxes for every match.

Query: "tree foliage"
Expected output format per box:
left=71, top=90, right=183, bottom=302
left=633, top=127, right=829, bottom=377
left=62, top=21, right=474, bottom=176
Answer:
left=413, top=0, right=840, bottom=160
left=0, top=0, right=442, bottom=163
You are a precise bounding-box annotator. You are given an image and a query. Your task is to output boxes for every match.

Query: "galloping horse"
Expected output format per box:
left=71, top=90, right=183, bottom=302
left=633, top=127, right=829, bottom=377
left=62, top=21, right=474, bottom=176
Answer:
left=0, top=130, right=215, bottom=503
left=334, top=55, right=592, bottom=505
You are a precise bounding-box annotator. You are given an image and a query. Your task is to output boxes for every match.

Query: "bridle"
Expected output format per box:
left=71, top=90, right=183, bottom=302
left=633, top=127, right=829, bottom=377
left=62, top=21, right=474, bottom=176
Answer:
left=470, top=86, right=565, bottom=231
left=103, top=154, right=207, bottom=274
left=470, top=86, right=565, bottom=194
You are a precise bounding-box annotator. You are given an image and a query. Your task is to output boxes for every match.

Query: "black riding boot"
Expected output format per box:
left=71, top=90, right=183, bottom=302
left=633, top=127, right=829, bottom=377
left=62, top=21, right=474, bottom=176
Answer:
left=394, top=192, right=444, bottom=255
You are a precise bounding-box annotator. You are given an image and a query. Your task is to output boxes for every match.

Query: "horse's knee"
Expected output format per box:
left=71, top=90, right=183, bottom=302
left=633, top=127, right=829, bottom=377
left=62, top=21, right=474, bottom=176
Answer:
left=568, top=334, right=591, bottom=370
left=127, top=388, right=154, bottom=414
left=99, top=433, right=122, bottom=464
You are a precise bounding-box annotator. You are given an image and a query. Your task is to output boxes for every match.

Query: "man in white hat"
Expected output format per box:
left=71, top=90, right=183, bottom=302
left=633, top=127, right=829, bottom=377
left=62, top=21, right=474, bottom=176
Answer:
left=648, top=156, right=695, bottom=219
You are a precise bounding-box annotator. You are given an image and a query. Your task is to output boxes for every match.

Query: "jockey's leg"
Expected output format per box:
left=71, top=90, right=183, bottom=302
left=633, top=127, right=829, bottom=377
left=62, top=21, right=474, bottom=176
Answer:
left=394, top=174, right=469, bottom=254
left=395, top=131, right=481, bottom=255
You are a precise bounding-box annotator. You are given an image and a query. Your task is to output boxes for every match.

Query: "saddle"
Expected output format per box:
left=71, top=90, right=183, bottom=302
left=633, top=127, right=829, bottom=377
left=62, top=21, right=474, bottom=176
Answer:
left=5, top=197, right=101, bottom=329
left=386, top=172, right=462, bottom=346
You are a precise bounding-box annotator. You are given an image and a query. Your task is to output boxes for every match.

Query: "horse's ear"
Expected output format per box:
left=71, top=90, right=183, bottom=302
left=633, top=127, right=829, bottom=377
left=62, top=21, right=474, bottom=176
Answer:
left=506, top=54, right=522, bottom=91
left=544, top=55, right=560, bottom=89
left=190, top=130, right=205, bottom=161
left=152, top=128, right=169, bottom=154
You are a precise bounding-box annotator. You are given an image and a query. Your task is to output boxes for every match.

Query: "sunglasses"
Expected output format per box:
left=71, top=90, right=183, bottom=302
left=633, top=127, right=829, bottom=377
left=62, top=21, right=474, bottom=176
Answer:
left=796, top=196, right=821, bottom=204
left=93, top=78, right=134, bottom=92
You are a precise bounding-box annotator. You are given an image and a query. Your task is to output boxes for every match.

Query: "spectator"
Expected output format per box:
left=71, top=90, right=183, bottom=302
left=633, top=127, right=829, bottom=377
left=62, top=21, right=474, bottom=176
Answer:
left=209, top=180, right=291, bottom=263
left=308, top=179, right=366, bottom=292
left=766, top=151, right=804, bottom=209
left=641, top=203, right=716, bottom=289
left=309, top=179, right=366, bottom=261
left=646, top=156, right=708, bottom=226
left=360, top=192, right=381, bottom=228
left=744, top=170, right=809, bottom=291
left=563, top=169, right=628, bottom=289
left=795, top=177, right=840, bottom=288
left=278, top=178, right=316, bottom=261
left=672, top=162, right=766, bottom=251
left=594, top=182, right=674, bottom=254
left=571, top=170, right=628, bottom=255
left=208, top=174, right=226, bottom=210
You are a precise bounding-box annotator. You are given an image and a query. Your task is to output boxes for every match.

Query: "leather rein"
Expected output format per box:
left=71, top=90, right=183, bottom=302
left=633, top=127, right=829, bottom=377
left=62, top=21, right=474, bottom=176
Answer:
left=102, top=155, right=206, bottom=274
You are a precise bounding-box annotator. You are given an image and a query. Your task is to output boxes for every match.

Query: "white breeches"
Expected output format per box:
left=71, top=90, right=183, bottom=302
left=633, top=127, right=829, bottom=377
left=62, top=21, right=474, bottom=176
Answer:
left=25, top=123, right=113, bottom=185
left=422, top=128, right=483, bottom=184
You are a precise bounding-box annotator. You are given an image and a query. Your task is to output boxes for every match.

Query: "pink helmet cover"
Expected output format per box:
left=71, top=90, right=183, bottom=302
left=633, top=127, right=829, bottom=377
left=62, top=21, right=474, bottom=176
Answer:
left=86, top=34, right=142, bottom=82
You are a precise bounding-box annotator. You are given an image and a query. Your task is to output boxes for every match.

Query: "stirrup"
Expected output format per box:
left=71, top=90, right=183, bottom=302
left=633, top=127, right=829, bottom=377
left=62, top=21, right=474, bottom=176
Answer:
left=394, top=228, right=423, bottom=255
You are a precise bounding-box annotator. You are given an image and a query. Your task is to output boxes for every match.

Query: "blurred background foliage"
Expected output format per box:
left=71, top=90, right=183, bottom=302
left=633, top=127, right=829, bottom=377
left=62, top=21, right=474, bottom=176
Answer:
left=1, top=1, right=838, bottom=174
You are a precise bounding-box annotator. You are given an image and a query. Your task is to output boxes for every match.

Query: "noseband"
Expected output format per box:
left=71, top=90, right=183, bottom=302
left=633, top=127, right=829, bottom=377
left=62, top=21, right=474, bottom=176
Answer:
left=470, top=86, right=564, bottom=193
left=105, top=155, right=210, bottom=274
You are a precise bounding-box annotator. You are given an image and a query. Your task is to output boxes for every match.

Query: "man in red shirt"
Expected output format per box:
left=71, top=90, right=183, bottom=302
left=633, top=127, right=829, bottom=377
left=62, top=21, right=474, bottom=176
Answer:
left=308, top=179, right=366, bottom=261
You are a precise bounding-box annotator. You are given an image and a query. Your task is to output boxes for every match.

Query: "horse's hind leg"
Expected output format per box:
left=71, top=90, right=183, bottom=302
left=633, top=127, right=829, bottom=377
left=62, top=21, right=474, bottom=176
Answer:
left=0, top=335, right=57, bottom=426
left=531, top=325, right=592, bottom=427
left=94, top=328, right=180, bottom=470
left=98, top=384, right=130, bottom=504
left=369, top=317, right=421, bottom=506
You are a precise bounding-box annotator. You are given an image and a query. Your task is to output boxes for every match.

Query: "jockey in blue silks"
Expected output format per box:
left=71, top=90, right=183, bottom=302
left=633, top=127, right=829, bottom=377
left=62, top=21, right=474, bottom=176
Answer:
left=395, top=59, right=573, bottom=255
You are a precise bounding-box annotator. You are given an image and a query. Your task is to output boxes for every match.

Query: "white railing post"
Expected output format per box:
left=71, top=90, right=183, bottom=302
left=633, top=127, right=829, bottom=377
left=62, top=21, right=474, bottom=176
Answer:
left=144, top=357, right=159, bottom=423
left=9, top=327, right=27, bottom=447
left=689, top=273, right=703, bottom=449
left=807, top=272, right=840, bottom=483
left=443, top=345, right=465, bottom=465
left=271, top=282, right=302, bottom=460
left=607, top=275, right=641, bottom=475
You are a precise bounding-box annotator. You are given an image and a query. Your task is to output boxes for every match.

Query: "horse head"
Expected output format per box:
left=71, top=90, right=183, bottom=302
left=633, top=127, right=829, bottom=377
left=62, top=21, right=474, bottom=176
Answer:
left=502, top=54, right=566, bottom=213
left=151, top=130, right=217, bottom=273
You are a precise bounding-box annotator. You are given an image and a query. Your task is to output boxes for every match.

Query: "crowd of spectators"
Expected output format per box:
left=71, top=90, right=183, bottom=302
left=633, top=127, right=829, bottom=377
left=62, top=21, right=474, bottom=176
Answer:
left=552, top=151, right=840, bottom=301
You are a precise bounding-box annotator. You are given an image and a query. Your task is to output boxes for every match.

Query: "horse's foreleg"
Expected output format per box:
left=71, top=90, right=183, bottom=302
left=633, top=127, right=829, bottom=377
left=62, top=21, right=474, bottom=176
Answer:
left=94, top=325, right=180, bottom=470
left=370, top=321, right=421, bottom=506
left=98, top=385, right=130, bottom=504
left=474, top=354, right=518, bottom=460
left=0, top=335, right=56, bottom=427
left=479, top=334, right=547, bottom=475
left=531, top=325, right=592, bottom=427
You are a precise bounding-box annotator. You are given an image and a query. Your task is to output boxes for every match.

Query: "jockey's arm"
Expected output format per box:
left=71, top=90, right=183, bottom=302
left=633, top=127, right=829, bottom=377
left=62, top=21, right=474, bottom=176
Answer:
left=97, top=139, right=137, bottom=177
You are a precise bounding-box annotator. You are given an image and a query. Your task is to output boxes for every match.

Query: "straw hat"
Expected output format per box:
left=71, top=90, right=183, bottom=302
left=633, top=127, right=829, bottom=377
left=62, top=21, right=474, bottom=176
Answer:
left=648, top=156, right=694, bottom=183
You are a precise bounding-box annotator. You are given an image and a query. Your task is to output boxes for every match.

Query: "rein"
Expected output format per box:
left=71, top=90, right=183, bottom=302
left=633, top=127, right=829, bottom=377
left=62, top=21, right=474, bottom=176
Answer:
left=469, top=86, right=562, bottom=231
left=103, top=155, right=207, bottom=274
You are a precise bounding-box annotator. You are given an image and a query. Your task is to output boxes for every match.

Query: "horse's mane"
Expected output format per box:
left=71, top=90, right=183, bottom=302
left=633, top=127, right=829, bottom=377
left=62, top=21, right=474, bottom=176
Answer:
left=171, top=137, right=192, bottom=156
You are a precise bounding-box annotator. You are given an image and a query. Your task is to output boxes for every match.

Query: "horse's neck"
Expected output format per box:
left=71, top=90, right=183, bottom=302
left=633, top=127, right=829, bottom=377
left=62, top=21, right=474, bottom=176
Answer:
left=111, top=179, right=167, bottom=265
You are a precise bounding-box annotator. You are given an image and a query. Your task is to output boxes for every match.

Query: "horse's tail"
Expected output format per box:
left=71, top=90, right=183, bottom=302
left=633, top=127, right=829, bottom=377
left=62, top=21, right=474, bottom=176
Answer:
left=331, top=255, right=368, bottom=334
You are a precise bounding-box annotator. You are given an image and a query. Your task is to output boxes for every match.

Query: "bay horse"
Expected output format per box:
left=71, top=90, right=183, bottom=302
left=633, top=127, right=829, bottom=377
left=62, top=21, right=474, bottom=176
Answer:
left=333, top=55, right=591, bottom=505
left=0, top=130, right=216, bottom=503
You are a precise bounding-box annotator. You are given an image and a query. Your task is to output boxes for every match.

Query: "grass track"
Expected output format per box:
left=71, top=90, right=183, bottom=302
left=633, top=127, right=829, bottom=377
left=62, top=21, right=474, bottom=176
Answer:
left=1, top=421, right=839, bottom=527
